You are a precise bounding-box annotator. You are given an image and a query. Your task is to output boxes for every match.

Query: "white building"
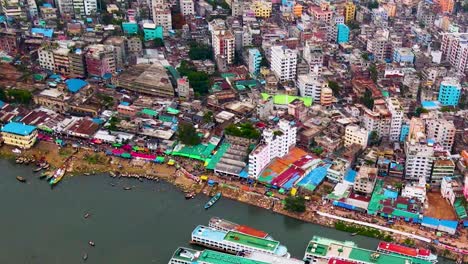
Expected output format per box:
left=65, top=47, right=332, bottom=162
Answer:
left=296, top=66, right=327, bottom=102
left=441, top=176, right=464, bottom=205
left=270, top=45, right=297, bottom=82
left=353, top=166, right=378, bottom=194
left=440, top=33, right=468, bottom=73
left=38, top=48, right=55, bottom=71
left=344, top=125, right=368, bottom=150
left=71, top=0, right=97, bottom=16
left=386, top=97, right=403, bottom=142
left=212, top=30, right=235, bottom=64
left=152, top=5, right=172, bottom=36
left=2, top=0, right=24, bottom=18
left=180, top=0, right=195, bottom=15
left=248, top=119, right=297, bottom=178
left=404, top=140, right=434, bottom=182
left=56, top=0, right=74, bottom=16
left=401, top=178, right=427, bottom=203
left=425, top=118, right=456, bottom=152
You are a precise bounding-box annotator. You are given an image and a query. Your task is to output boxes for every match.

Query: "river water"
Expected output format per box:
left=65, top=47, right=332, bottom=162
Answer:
left=0, top=159, right=452, bottom=263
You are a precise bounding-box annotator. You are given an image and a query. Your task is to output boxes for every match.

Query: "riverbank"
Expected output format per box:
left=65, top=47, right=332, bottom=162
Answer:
left=2, top=142, right=466, bottom=262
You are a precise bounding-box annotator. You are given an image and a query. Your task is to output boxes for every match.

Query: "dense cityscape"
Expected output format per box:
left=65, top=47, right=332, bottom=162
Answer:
left=0, top=0, right=467, bottom=262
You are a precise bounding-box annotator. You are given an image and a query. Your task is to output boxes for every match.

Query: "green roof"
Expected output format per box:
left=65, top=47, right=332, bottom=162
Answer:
left=165, top=66, right=181, bottom=80
left=197, top=250, right=268, bottom=264
left=261, top=93, right=312, bottom=107
left=224, top=231, right=279, bottom=252
left=368, top=179, right=385, bottom=215
left=141, top=108, right=157, bottom=116
left=206, top=143, right=230, bottom=170
left=349, top=247, right=412, bottom=264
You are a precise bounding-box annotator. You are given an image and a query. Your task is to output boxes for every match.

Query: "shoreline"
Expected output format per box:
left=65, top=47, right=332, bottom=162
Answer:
left=2, top=142, right=466, bottom=262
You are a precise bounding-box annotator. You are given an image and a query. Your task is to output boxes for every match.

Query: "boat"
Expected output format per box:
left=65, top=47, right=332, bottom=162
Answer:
left=185, top=192, right=196, bottom=199
left=377, top=242, right=438, bottom=263
left=208, top=217, right=270, bottom=239
left=84, top=173, right=90, bottom=176
left=33, top=167, right=42, bottom=172
left=16, top=176, right=26, bottom=183
left=15, top=157, right=24, bottom=164
left=84, top=213, right=91, bottom=219
left=204, top=192, right=222, bottom=209
left=39, top=172, right=49, bottom=179
left=49, top=168, right=65, bottom=186
left=41, top=163, right=50, bottom=169
left=82, top=253, right=88, bottom=261
left=351, top=232, right=359, bottom=236
left=46, top=173, right=54, bottom=181
left=88, top=241, right=95, bottom=247
left=123, top=186, right=132, bottom=190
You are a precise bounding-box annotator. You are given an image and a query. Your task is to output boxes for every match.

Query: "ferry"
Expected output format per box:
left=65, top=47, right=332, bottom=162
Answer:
left=204, top=192, right=221, bottom=209
left=191, top=225, right=290, bottom=258
left=208, top=217, right=271, bottom=239
left=49, top=168, right=65, bottom=186
left=377, top=242, right=438, bottom=263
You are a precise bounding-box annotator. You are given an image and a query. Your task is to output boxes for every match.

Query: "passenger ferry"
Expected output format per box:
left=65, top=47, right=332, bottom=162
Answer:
left=191, top=225, right=290, bottom=258
left=169, top=247, right=303, bottom=264
left=377, top=242, right=438, bottom=263
left=208, top=217, right=271, bottom=239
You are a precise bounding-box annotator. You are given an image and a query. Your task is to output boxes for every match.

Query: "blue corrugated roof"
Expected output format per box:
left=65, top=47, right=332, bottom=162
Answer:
left=464, top=220, right=468, bottom=228
left=31, top=28, right=54, bottom=38
left=439, top=220, right=458, bottom=230
left=65, top=79, right=88, bottom=93
left=344, top=169, right=357, bottom=183
left=1, top=122, right=36, bottom=136
left=384, top=189, right=398, bottom=199
left=0, top=100, right=5, bottom=108
left=120, top=102, right=130, bottom=106
left=422, top=216, right=439, bottom=227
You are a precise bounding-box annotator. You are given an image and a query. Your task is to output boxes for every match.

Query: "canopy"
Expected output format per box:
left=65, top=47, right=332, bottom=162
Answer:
left=121, top=153, right=131, bottom=159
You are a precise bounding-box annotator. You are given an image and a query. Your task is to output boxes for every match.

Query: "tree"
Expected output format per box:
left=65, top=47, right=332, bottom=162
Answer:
left=177, top=123, right=201, bottom=146
left=369, top=64, right=378, bottom=83
left=153, top=38, right=164, bottom=47
left=361, top=53, right=370, bottom=61
left=203, top=111, right=214, bottom=123
left=284, top=196, right=306, bottom=213
left=5, top=89, right=32, bottom=104
left=348, top=21, right=360, bottom=30
left=189, top=43, right=213, bottom=60
left=187, top=71, right=210, bottom=95
left=367, top=1, right=379, bottom=9
left=414, top=107, right=429, bottom=117
left=369, top=131, right=379, bottom=145
left=328, top=81, right=342, bottom=96
left=360, top=89, right=374, bottom=109
left=177, top=60, right=196, bottom=76
left=312, top=147, right=324, bottom=155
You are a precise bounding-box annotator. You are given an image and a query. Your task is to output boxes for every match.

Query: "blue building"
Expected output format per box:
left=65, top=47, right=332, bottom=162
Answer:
left=143, top=23, right=163, bottom=41
left=248, top=48, right=262, bottom=75
left=393, top=48, right=414, bottom=63
left=337, top=24, right=350, bottom=44
left=438, top=78, right=461, bottom=106
left=399, top=123, right=409, bottom=142
left=122, top=22, right=138, bottom=35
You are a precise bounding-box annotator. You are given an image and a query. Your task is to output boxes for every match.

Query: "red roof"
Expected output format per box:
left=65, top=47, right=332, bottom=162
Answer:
left=271, top=166, right=304, bottom=187
left=378, top=242, right=418, bottom=257
left=293, top=155, right=314, bottom=167
left=235, top=225, right=268, bottom=238
left=328, top=258, right=358, bottom=264
left=418, top=248, right=431, bottom=256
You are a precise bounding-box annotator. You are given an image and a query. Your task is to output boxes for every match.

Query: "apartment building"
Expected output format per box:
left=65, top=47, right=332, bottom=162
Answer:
left=353, top=166, right=378, bottom=194
left=85, top=44, right=116, bottom=77
left=438, top=77, right=462, bottom=107
left=270, top=45, right=297, bottom=82
left=343, top=1, right=355, bottom=23
left=344, top=125, right=368, bottom=150
left=180, top=0, right=195, bottom=15
left=1, top=122, right=38, bottom=149
left=212, top=30, right=235, bottom=65
left=386, top=97, right=403, bottom=142
left=440, top=33, right=468, bottom=73
left=296, top=67, right=327, bottom=102
left=248, top=48, right=262, bottom=75
left=404, top=137, right=434, bottom=182
left=38, top=48, right=55, bottom=71
left=425, top=118, right=455, bottom=152
left=251, top=0, right=272, bottom=18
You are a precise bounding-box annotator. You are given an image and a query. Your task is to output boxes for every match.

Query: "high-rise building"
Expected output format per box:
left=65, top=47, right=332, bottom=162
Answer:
left=104, top=36, right=127, bottom=70
left=56, top=0, right=74, bottom=16
left=248, top=120, right=297, bottom=178
left=405, top=140, right=435, bottom=182
left=344, top=125, right=368, bottom=150
left=343, top=1, right=355, bottom=23
left=212, top=30, right=235, bottom=65
left=72, top=0, right=97, bottom=16
left=152, top=5, right=172, bottom=36
left=358, top=101, right=391, bottom=139
left=438, top=77, right=461, bottom=106
left=434, top=0, right=454, bottom=13
left=440, top=33, right=468, bottom=73
left=337, top=23, right=349, bottom=44
left=38, top=47, right=55, bottom=71
left=320, top=87, right=333, bottom=107
left=180, top=0, right=195, bottom=15
left=296, top=66, right=327, bottom=102
left=177, top=76, right=193, bottom=101
left=2, top=0, right=24, bottom=18
left=270, top=45, right=297, bottom=82
left=248, top=48, right=262, bottom=75
left=85, top=44, right=116, bottom=77
left=386, top=97, right=403, bottom=142
left=303, top=41, right=323, bottom=72
left=251, top=0, right=272, bottom=18
left=426, top=119, right=455, bottom=152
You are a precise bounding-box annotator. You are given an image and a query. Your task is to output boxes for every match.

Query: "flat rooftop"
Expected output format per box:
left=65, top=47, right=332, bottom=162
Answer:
left=224, top=231, right=279, bottom=252
left=197, top=250, right=267, bottom=264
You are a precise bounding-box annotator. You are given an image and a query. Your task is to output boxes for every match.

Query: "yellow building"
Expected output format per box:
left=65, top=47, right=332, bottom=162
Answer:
left=344, top=1, right=355, bottom=23
left=1, top=122, right=38, bottom=149
left=252, top=0, right=272, bottom=18
left=383, top=2, right=396, bottom=17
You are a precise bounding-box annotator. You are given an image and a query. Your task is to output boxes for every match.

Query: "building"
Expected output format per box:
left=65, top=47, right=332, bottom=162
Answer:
left=296, top=68, right=327, bottom=102
left=177, top=76, right=193, bottom=101
left=104, top=36, right=127, bottom=69
left=248, top=48, right=262, bottom=75
left=114, top=63, right=174, bottom=97
left=152, top=6, right=172, bottom=36
left=53, top=47, right=71, bottom=74
left=386, top=97, right=403, bottom=142
left=56, top=0, right=74, bottom=17
left=180, top=0, right=195, bottom=15
left=353, top=166, right=378, bottom=194
left=320, top=87, right=333, bottom=107
left=434, top=0, right=454, bottom=13
left=326, top=158, right=349, bottom=182
left=256, top=96, right=273, bottom=120
left=212, top=30, right=235, bottom=65
left=441, top=176, right=464, bottom=205
left=438, top=77, right=461, bottom=107
left=251, top=0, right=272, bottom=18
left=359, top=101, right=391, bottom=139
left=69, top=48, right=86, bottom=78
left=143, top=23, right=164, bottom=41
left=344, top=125, right=368, bottom=150
left=38, top=47, right=55, bottom=71
left=85, top=44, right=116, bottom=77
left=431, top=158, right=455, bottom=187
left=0, top=29, right=20, bottom=55
left=270, top=46, right=297, bottom=82
left=2, top=0, right=24, bottom=18
left=303, top=42, right=323, bottom=72
left=366, top=34, right=391, bottom=61
left=343, top=1, right=355, bottom=23
left=249, top=120, right=296, bottom=178
left=71, top=0, right=97, bottom=16
left=426, top=118, right=455, bottom=152
left=440, top=33, right=468, bottom=73
left=337, top=23, right=350, bottom=44
left=401, top=178, right=427, bottom=203
left=288, top=100, right=307, bottom=121
left=404, top=140, right=434, bottom=182
left=1, top=122, right=38, bottom=149
left=127, top=37, right=143, bottom=55
left=393, top=48, right=415, bottom=63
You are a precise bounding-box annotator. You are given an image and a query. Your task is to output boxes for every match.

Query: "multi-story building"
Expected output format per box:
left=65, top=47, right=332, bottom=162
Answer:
left=85, top=44, right=116, bottom=77
left=431, top=158, right=455, bottom=187
left=127, top=37, right=143, bottom=55
left=405, top=138, right=434, bottom=182
left=248, top=120, right=296, bottom=178
left=177, top=76, right=193, bottom=101
left=320, top=87, right=333, bottom=107
left=104, top=36, right=127, bottom=69
left=354, top=166, right=378, bottom=194
left=39, top=5, right=57, bottom=19
left=1, top=122, right=38, bottom=149
left=72, top=0, right=97, bottom=16
left=0, top=29, right=20, bottom=55
left=2, top=0, right=24, bottom=18
left=212, top=30, right=235, bottom=65
left=251, top=0, right=272, bottom=18
left=359, top=101, right=391, bottom=139
left=143, top=23, right=164, bottom=41
left=56, top=0, right=74, bottom=16
left=309, top=5, right=333, bottom=23
left=438, top=77, right=462, bottom=107
left=115, top=63, right=174, bottom=97
left=69, top=48, right=86, bottom=78
left=393, top=48, right=415, bottom=64
left=386, top=97, right=403, bottom=142
left=440, top=33, right=468, bottom=73
left=367, top=35, right=390, bottom=61
left=426, top=118, right=455, bottom=152
left=296, top=67, right=327, bottom=102
left=434, top=0, right=454, bottom=13
left=402, top=180, right=427, bottom=203
left=344, top=124, right=368, bottom=150
left=270, top=45, right=297, bottom=82
left=441, top=176, right=463, bottom=205
left=38, top=47, right=55, bottom=71
left=180, top=0, right=195, bottom=15
left=337, top=23, right=349, bottom=44
left=53, top=48, right=71, bottom=74
left=303, top=41, right=323, bottom=72
left=152, top=5, right=172, bottom=36
left=343, top=1, right=355, bottom=23
left=248, top=48, right=262, bottom=75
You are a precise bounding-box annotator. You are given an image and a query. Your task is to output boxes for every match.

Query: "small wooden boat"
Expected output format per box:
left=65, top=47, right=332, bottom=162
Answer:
left=185, top=192, right=196, bottom=199
left=351, top=232, right=359, bottom=236
left=41, top=163, right=50, bottom=169
left=204, top=192, right=222, bottom=209
left=16, top=176, right=26, bottom=183
left=88, top=241, right=95, bottom=247
left=83, top=253, right=88, bottom=261
left=46, top=174, right=54, bottom=181
left=16, top=158, right=24, bottom=164
left=123, top=186, right=132, bottom=190
left=84, top=173, right=90, bottom=176
left=33, top=167, right=43, bottom=172
left=39, top=172, right=49, bottom=179
left=84, top=213, right=91, bottom=219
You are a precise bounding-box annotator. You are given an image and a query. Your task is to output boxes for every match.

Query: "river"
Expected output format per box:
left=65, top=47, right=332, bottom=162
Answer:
left=0, top=159, right=453, bottom=263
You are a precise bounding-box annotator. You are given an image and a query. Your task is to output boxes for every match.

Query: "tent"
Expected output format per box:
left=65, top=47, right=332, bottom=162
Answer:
left=167, top=159, right=175, bottom=166
left=121, top=153, right=132, bottom=159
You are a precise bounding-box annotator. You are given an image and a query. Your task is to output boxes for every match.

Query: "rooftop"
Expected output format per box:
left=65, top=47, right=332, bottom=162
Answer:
left=197, top=250, right=267, bottom=264
left=1, top=122, right=36, bottom=136
left=224, top=231, right=280, bottom=252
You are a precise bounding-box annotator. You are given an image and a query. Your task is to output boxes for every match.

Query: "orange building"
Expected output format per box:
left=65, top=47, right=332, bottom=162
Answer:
left=293, top=4, right=303, bottom=17
left=435, top=0, right=454, bottom=13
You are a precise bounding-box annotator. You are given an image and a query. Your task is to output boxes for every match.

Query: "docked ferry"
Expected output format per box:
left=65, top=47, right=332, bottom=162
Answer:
left=377, top=242, right=438, bottom=263
left=191, top=225, right=290, bottom=258
left=208, top=217, right=271, bottom=239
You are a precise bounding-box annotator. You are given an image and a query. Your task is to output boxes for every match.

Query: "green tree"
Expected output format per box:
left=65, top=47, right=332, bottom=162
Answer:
left=361, top=53, right=370, bottom=61
left=284, top=196, right=306, bottom=213
left=153, top=38, right=164, bottom=47
left=312, top=147, right=324, bottom=155
left=369, top=64, right=378, bottom=83
left=177, top=60, right=197, bottom=76
left=367, top=1, right=379, bottom=9
left=203, top=111, right=214, bottom=123
left=6, top=89, right=32, bottom=104
left=177, top=123, right=201, bottom=146
left=0, top=88, right=6, bottom=101
left=414, top=107, right=429, bottom=117
left=189, top=43, right=213, bottom=60
left=188, top=72, right=210, bottom=95
left=347, top=21, right=360, bottom=30
left=328, top=81, right=342, bottom=96
left=360, top=90, right=374, bottom=109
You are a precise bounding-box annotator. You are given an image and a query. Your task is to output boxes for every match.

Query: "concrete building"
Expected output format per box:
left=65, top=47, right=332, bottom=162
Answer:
left=343, top=1, right=355, bottom=23
left=296, top=67, right=327, bottom=102
left=69, top=48, right=86, bottom=78
left=303, top=42, right=323, bottom=72
left=344, top=125, right=368, bottom=150
left=256, top=96, right=273, bottom=120
left=426, top=119, right=455, bottom=152
left=212, top=30, right=235, bottom=65
left=431, top=158, right=455, bottom=187
left=251, top=0, right=272, bottom=18
left=152, top=6, right=172, bottom=36
left=127, top=37, right=143, bottom=55
left=2, top=0, right=24, bottom=18
left=115, top=63, right=174, bottom=97
left=180, top=0, right=195, bottom=15
left=386, top=97, right=403, bottom=142
left=393, top=48, right=414, bottom=63
left=72, top=0, right=97, bottom=16
left=434, top=0, right=454, bottom=13
left=288, top=100, right=307, bottom=121
left=248, top=48, right=262, bottom=75
left=248, top=120, right=297, bottom=178
left=438, top=77, right=461, bottom=107
left=56, top=0, right=74, bottom=17
left=441, top=176, right=464, bottom=206
left=1, top=122, right=38, bottom=149
left=53, top=48, right=71, bottom=75
left=404, top=138, right=434, bottom=182
left=402, top=180, right=427, bottom=203
left=359, top=102, right=391, bottom=139
left=366, top=33, right=391, bottom=61
left=38, top=47, right=55, bottom=71
left=337, top=24, right=350, bottom=44
left=440, top=33, right=468, bottom=73
left=85, top=44, right=116, bottom=77
left=143, top=23, right=164, bottom=41
left=104, top=36, right=127, bottom=69
left=270, top=46, right=297, bottom=82
left=177, top=76, right=193, bottom=101
left=320, top=87, right=333, bottom=107
left=353, top=166, right=378, bottom=194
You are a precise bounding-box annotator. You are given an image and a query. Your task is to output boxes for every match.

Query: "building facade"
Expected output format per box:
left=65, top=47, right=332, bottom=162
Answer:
left=270, top=46, right=297, bottom=82
left=438, top=77, right=461, bottom=106
left=1, top=122, right=38, bottom=149
left=248, top=48, right=262, bottom=75
left=344, top=125, right=368, bottom=150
